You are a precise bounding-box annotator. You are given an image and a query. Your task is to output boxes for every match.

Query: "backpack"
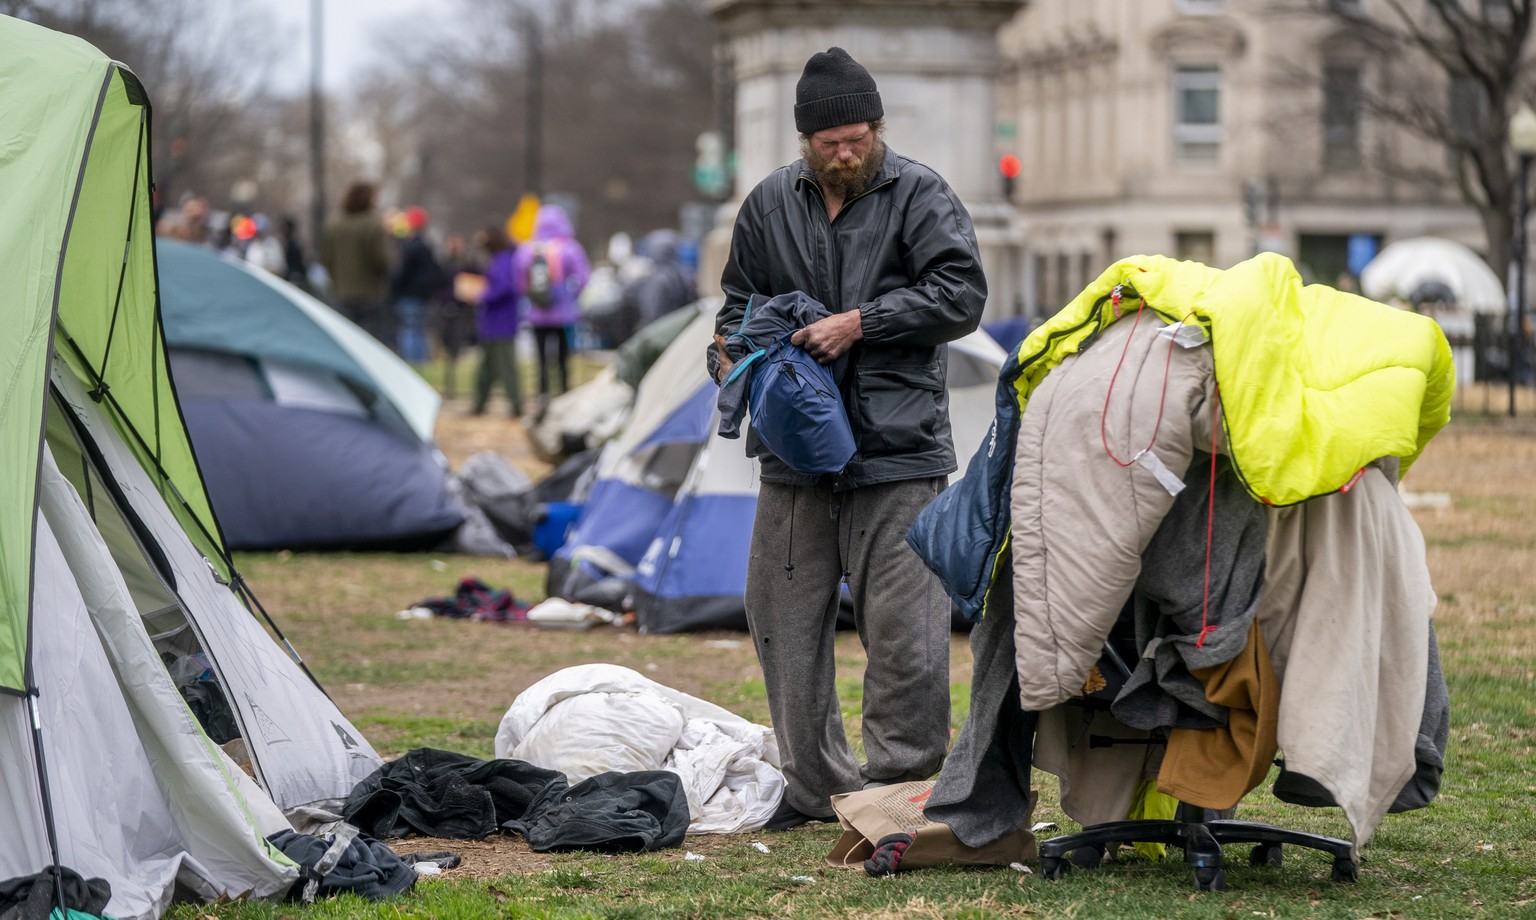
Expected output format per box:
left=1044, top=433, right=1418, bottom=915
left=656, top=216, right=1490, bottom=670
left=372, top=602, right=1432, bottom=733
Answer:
left=524, top=243, right=563, bottom=308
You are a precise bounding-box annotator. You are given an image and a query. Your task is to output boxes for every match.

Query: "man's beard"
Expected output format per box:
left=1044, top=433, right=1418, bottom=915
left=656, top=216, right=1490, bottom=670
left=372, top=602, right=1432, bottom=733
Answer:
left=803, top=137, right=886, bottom=199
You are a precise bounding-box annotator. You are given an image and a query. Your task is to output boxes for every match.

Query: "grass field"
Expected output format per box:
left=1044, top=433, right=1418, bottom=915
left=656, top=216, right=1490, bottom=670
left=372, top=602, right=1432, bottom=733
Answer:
left=165, top=372, right=1536, bottom=919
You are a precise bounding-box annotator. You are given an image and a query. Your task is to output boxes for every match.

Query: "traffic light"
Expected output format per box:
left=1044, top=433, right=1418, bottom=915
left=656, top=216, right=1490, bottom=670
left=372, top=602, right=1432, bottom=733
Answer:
left=999, top=154, right=1022, bottom=199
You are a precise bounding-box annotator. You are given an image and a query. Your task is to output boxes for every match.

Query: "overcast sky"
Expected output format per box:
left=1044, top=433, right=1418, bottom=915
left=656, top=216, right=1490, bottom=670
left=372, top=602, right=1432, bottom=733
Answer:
left=266, top=0, right=447, bottom=90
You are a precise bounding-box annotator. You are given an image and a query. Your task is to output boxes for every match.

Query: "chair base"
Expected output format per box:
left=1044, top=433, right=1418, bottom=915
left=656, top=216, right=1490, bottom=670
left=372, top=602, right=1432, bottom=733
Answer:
left=1038, top=807, right=1357, bottom=890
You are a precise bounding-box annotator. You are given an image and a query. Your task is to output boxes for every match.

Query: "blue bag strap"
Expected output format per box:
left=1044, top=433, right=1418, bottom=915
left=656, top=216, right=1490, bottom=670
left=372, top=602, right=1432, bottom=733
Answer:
left=726, top=293, right=759, bottom=351
left=722, top=346, right=768, bottom=388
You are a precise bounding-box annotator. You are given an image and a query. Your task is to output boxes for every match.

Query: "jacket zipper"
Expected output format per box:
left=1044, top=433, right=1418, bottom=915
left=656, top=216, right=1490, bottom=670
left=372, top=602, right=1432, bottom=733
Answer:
left=795, top=172, right=897, bottom=313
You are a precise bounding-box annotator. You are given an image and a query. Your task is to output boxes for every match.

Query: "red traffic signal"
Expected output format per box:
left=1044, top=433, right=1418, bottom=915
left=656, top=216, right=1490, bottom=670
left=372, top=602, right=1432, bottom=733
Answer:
left=998, top=154, right=1022, bottom=179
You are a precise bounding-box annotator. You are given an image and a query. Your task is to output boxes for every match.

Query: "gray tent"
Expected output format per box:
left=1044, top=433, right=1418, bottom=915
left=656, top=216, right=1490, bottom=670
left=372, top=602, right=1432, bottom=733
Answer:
left=1, top=18, right=380, bottom=918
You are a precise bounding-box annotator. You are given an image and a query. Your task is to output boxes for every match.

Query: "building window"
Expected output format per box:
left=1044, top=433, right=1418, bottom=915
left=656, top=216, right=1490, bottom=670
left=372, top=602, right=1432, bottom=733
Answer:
left=1175, top=231, right=1217, bottom=265
left=1175, top=0, right=1225, bottom=12
left=1323, top=65, right=1362, bottom=169
left=1483, top=0, right=1514, bottom=25
left=1173, top=66, right=1223, bottom=163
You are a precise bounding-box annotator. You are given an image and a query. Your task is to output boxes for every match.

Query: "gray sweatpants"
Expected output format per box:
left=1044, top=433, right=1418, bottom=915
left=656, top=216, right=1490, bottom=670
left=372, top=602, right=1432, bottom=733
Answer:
left=745, top=478, right=952, bottom=817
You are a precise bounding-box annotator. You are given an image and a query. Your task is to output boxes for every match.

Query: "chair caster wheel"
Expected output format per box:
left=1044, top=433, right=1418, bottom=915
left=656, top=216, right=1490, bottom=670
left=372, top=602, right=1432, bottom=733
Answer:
left=1250, top=843, right=1283, bottom=867
left=1041, top=856, right=1068, bottom=881
left=1331, top=857, right=1359, bottom=883
left=1068, top=845, right=1103, bottom=870
left=1193, top=867, right=1228, bottom=891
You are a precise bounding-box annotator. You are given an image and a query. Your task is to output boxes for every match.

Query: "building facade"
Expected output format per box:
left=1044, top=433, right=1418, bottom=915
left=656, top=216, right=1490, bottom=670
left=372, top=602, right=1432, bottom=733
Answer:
left=1001, top=0, right=1486, bottom=316
left=702, top=0, right=1492, bottom=322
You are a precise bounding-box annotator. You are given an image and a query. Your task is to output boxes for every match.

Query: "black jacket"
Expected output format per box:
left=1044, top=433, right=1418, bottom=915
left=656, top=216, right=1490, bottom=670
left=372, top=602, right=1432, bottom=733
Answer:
left=715, top=147, right=987, bottom=490
left=392, top=235, right=445, bottom=301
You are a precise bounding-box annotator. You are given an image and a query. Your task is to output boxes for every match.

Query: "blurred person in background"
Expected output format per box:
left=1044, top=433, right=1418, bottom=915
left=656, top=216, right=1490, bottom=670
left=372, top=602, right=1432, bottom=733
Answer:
left=392, top=206, right=444, bottom=365
left=434, top=231, right=480, bottom=400
left=243, top=213, right=286, bottom=276
left=630, top=229, right=698, bottom=329
left=471, top=226, right=524, bottom=418
left=512, top=204, right=590, bottom=415
left=576, top=231, right=635, bottom=348
left=179, top=195, right=210, bottom=245
left=321, top=181, right=395, bottom=348
left=278, top=215, right=309, bottom=287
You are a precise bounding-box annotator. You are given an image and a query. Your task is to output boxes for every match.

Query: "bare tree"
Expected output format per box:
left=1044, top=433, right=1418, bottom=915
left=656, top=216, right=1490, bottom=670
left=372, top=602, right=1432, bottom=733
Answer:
left=8, top=0, right=297, bottom=221
left=359, top=0, right=718, bottom=252
left=1273, top=0, right=1534, bottom=279
left=16, top=0, right=721, bottom=253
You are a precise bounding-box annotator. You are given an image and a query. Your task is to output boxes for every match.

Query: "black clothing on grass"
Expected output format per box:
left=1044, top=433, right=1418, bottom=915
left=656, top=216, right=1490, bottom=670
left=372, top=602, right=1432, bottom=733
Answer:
left=0, top=868, right=110, bottom=920
left=343, top=748, right=563, bottom=839
left=503, top=770, right=689, bottom=853
left=268, top=829, right=416, bottom=902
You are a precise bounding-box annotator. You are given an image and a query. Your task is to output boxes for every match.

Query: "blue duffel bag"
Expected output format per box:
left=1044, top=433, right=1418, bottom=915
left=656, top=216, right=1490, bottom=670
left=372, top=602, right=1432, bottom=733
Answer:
left=744, top=335, right=856, bottom=475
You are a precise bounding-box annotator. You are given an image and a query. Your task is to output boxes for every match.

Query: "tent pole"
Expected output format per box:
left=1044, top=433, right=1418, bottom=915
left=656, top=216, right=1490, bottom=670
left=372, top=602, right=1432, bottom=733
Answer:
left=56, top=338, right=331, bottom=691
left=26, top=691, right=69, bottom=916
left=232, top=573, right=332, bottom=699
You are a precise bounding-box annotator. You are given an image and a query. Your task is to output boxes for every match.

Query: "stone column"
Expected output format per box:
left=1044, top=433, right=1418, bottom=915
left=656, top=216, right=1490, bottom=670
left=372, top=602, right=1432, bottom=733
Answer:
left=703, top=0, right=1026, bottom=320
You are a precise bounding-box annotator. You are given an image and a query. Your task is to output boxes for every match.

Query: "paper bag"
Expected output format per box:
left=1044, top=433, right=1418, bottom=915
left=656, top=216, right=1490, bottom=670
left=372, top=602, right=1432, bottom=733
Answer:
left=824, top=780, right=1037, bottom=870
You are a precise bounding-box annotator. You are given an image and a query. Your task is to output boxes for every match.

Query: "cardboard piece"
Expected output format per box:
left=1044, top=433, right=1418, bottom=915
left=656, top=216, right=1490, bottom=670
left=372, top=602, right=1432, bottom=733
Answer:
left=825, top=780, right=1037, bottom=871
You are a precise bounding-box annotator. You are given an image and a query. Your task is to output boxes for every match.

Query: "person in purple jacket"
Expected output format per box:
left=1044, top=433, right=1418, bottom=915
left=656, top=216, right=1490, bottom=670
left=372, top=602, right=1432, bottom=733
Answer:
left=471, top=226, right=524, bottom=417
left=511, top=204, right=591, bottom=413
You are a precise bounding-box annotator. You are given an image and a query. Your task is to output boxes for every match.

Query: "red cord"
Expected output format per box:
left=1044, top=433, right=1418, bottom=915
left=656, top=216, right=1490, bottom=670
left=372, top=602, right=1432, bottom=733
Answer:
left=1095, top=300, right=1219, bottom=645
left=1099, top=306, right=1195, bottom=468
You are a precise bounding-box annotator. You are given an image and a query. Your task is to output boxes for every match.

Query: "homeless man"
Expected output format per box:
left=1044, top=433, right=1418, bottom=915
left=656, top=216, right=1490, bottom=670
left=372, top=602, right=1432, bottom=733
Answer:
left=708, top=47, right=988, bottom=830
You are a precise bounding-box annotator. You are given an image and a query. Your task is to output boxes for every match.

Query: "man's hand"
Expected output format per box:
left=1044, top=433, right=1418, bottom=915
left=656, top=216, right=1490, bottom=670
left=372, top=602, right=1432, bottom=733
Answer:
left=713, top=334, right=737, bottom=383
left=790, top=311, right=863, bottom=364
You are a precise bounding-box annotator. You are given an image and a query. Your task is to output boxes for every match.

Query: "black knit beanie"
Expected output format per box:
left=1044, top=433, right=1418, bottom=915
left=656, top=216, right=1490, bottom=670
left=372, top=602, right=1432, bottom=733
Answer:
left=794, top=47, right=883, bottom=135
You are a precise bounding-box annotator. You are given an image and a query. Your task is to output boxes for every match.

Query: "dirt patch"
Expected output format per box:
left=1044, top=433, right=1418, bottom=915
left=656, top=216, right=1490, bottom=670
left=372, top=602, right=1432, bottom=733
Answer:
left=393, top=835, right=557, bottom=879
left=432, top=395, right=551, bottom=479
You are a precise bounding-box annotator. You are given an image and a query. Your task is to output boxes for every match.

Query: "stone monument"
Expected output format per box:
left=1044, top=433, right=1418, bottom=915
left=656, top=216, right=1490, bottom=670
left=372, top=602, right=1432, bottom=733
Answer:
left=703, top=0, right=1026, bottom=320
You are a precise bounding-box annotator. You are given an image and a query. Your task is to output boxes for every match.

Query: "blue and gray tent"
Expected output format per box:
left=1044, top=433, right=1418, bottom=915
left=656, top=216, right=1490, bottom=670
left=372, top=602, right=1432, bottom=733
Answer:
left=156, top=240, right=462, bottom=551
left=548, top=306, right=1007, bottom=633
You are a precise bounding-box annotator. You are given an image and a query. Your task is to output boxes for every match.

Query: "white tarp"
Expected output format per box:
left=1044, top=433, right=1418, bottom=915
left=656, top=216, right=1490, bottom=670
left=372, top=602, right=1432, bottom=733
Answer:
left=495, top=664, right=783, bottom=834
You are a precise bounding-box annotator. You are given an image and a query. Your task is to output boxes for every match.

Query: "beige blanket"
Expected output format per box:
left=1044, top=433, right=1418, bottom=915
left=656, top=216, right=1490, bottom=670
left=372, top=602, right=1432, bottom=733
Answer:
left=1257, top=466, right=1434, bottom=855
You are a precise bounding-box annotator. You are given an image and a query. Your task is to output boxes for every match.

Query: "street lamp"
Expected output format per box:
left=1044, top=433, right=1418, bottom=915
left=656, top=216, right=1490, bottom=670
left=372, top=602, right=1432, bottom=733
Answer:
left=1508, top=103, right=1536, bottom=417
left=309, top=0, right=325, bottom=258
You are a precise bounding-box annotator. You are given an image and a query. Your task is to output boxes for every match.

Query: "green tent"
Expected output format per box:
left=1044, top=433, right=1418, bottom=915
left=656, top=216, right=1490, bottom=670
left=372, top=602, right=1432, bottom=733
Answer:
left=1, top=17, right=382, bottom=917
left=0, top=18, right=223, bottom=695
